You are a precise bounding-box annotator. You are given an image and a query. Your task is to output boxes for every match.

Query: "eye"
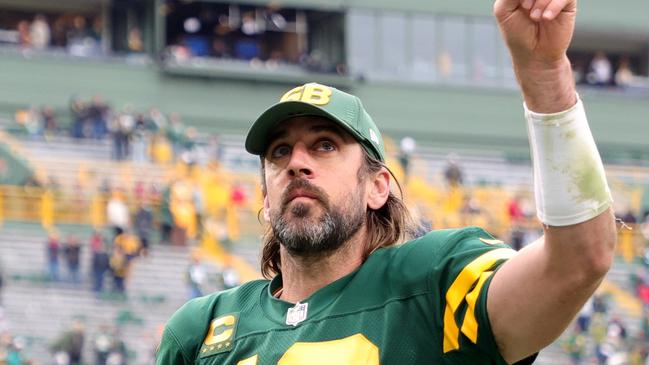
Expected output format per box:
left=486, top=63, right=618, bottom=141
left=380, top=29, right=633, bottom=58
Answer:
left=316, top=140, right=336, bottom=152
left=270, top=144, right=291, bottom=159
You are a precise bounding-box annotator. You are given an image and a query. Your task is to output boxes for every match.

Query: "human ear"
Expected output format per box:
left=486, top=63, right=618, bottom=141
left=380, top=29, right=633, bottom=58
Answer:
left=367, top=168, right=390, bottom=210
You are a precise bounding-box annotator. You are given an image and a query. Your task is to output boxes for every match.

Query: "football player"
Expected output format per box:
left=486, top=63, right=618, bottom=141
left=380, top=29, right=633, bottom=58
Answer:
left=157, top=0, right=616, bottom=363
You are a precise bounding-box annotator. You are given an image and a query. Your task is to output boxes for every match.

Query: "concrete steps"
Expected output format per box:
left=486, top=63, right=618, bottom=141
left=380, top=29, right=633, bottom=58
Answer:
left=0, top=226, right=193, bottom=364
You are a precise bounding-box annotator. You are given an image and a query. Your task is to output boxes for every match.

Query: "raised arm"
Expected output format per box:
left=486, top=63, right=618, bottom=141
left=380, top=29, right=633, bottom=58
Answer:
left=487, top=0, right=617, bottom=362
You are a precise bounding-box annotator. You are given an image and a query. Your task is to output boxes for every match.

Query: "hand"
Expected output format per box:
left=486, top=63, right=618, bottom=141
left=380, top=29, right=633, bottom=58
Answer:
left=494, top=0, right=578, bottom=112
left=494, top=0, right=576, bottom=68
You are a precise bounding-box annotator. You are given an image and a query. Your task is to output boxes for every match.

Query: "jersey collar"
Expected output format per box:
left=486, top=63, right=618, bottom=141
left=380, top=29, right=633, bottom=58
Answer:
left=260, top=269, right=359, bottom=326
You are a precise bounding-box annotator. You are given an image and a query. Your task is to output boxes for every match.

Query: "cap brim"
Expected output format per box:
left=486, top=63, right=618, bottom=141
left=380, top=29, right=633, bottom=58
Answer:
left=245, top=101, right=364, bottom=156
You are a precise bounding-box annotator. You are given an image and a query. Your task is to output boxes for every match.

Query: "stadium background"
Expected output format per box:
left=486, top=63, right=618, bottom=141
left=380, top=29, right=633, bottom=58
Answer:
left=0, top=0, right=648, bottom=364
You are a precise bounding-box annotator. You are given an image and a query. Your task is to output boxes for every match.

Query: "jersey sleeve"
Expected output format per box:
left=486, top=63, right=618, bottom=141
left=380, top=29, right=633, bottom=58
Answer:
left=156, top=295, right=216, bottom=364
left=156, top=326, right=191, bottom=365
left=422, top=227, right=516, bottom=364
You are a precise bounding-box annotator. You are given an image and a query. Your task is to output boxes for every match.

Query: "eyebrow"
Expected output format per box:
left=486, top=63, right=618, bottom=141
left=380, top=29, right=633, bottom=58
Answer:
left=266, top=121, right=348, bottom=149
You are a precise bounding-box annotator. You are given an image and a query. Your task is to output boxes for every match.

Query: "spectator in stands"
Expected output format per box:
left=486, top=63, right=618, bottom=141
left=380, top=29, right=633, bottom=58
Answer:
left=93, top=324, right=128, bottom=365
left=180, top=127, right=198, bottom=164
left=89, top=95, right=109, bottom=140
left=127, top=27, right=144, bottom=53
left=587, top=52, right=613, bottom=86
left=114, top=230, right=141, bottom=263
left=2, top=335, right=26, bottom=365
left=93, top=324, right=113, bottom=365
left=29, top=14, right=50, bottom=49
left=41, top=106, right=59, bottom=138
left=134, top=202, right=154, bottom=256
left=166, top=113, right=186, bottom=160
left=51, top=320, right=85, bottom=365
left=230, top=182, right=246, bottom=208
left=51, top=16, right=68, bottom=47
left=109, top=246, right=129, bottom=298
left=186, top=253, right=206, bottom=299
left=151, top=132, right=173, bottom=164
left=67, top=16, right=101, bottom=57
left=90, top=232, right=110, bottom=295
left=63, top=235, right=82, bottom=285
left=107, top=190, right=130, bottom=240
left=158, top=186, right=174, bottom=245
left=207, top=134, right=223, bottom=163
left=398, top=136, right=416, bottom=182
left=602, top=316, right=630, bottom=364
left=165, top=39, right=192, bottom=62
left=562, top=322, right=587, bottom=365
left=132, top=114, right=149, bottom=163
left=146, top=107, right=166, bottom=132
left=576, top=297, right=594, bottom=333
left=211, top=39, right=231, bottom=59
left=46, top=229, right=61, bottom=282
left=67, top=16, right=90, bottom=42
left=17, top=20, right=31, bottom=47
left=443, top=153, right=464, bottom=187
left=222, top=263, right=240, bottom=290
left=507, top=194, right=527, bottom=251
left=21, top=106, right=43, bottom=139
left=90, top=230, right=103, bottom=253
left=615, top=57, right=637, bottom=88
left=111, top=111, right=135, bottom=160
left=69, top=97, right=87, bottom=139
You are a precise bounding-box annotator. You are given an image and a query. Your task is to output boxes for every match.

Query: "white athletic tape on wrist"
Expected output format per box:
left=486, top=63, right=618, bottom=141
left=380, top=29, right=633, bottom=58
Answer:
left=525, top=96, right=612, bottom=226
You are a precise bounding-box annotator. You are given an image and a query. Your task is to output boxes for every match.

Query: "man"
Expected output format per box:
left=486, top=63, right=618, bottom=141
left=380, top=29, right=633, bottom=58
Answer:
left=157, top=0, right=617, bottom=363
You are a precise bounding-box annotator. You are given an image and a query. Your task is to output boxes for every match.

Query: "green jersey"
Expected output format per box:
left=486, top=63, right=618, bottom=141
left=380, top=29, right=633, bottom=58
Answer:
left=157, top=227, right=517, bottom=364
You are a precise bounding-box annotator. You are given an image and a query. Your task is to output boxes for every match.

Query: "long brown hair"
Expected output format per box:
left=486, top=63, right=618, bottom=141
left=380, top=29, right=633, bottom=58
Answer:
left=259, top=152, right=412, bottom=279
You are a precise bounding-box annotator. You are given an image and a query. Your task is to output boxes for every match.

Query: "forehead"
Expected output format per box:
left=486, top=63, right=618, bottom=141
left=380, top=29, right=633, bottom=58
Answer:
left=266, top=116, right=355, bottom=145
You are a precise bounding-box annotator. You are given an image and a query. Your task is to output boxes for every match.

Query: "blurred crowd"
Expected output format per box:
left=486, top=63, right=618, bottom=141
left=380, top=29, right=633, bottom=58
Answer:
left=44, top=227, right=137, bottom=300
left=15, top=95, right=222, bottom=164
left=0, top=318, right=136, bottom=365
left=163, top=3, right=346, bottom=75
left=0, top=13, right=112, bottom=57
left=562, top=295, right=649, bottom=365
left=40, top=172, right=251, bottom=294
left=572, top=51, right=649, bottom=89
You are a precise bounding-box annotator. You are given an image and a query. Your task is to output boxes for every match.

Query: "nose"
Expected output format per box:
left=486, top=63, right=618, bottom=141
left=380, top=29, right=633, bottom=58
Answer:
left=286, top=143, right=313, bottom=178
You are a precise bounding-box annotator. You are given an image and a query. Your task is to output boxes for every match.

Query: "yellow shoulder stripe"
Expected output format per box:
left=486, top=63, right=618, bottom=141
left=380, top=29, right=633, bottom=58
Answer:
left=443, top=248, right=515, bottom=353
left=461, top=271, right=494, bottom=343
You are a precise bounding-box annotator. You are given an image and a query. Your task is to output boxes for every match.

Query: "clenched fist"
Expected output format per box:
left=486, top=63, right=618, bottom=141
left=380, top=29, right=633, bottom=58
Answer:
left=494, top=0, right=576, bottom=66
left=494, top=0, right=578, bottom=112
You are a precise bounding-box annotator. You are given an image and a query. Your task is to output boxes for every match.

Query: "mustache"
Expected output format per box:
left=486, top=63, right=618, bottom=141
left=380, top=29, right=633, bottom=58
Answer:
left=280, top=179, right=329, bottom=211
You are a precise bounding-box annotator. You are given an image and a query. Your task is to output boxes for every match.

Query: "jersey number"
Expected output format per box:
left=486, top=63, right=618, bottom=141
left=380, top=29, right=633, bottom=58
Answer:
left=237, top=333, right=379, bottom=365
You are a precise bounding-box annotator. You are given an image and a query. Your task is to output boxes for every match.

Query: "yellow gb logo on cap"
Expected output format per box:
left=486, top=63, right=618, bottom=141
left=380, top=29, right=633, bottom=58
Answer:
left=280, top=83, right=332, bottom=106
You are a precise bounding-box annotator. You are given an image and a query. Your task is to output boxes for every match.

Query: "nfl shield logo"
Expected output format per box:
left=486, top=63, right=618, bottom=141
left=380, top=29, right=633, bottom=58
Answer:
left=286, top=302, right=308, bottom=326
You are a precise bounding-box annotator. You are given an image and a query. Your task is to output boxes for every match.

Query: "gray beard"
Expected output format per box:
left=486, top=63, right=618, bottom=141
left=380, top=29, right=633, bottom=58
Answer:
left=270, top=185, right=365, bottom=257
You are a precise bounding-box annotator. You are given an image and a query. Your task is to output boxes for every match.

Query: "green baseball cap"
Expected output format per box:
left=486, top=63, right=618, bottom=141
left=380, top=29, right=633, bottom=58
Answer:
left=245, top=82, right=385, bottom=162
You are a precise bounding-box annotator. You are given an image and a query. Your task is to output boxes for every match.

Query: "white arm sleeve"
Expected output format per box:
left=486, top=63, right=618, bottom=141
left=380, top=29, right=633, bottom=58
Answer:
left=525, top=95, right=613, bottom=226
